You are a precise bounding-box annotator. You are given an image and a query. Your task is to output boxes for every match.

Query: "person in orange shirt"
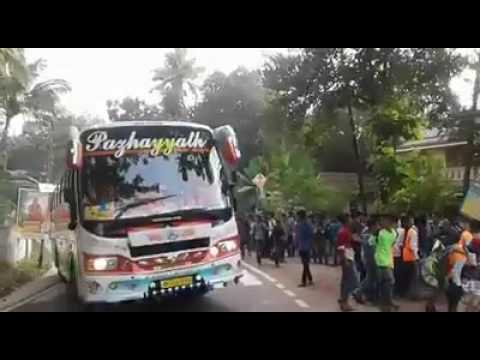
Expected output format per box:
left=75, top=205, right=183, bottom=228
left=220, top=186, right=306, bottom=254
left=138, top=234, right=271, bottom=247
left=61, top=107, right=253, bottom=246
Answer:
left=398, top=216, right=419, bottom=298
left=445, top=218, right=473, bottom=312
left=458, top=219, right=473, bottom=248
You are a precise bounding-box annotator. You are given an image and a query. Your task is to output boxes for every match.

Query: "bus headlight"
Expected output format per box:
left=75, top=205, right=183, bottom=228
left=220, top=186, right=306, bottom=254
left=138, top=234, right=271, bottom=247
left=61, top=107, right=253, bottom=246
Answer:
left=217, top=240, right=237, bottom=253
left=85, top=255, right=119, bottom=272
left=209, top=236, right=240, bottom=258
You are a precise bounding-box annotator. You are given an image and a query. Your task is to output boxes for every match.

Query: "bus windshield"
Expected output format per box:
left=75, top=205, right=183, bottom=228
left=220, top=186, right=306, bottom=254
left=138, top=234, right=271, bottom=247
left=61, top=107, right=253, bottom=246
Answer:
left=79, top=126, right=229, bottom=224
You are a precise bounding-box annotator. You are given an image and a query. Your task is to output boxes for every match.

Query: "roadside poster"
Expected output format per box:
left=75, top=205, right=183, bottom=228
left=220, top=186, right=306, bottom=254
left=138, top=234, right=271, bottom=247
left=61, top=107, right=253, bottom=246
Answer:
left=16, top=188, right=51, bottom=237
left=252, top=173, right=267, bottom=199
left=461, top=182, right=480, bottom=221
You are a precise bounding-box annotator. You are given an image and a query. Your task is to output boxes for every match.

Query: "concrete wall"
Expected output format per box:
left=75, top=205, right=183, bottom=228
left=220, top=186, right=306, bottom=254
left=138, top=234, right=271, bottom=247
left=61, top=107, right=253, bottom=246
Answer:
left=0, top=226, right=34, bottom=265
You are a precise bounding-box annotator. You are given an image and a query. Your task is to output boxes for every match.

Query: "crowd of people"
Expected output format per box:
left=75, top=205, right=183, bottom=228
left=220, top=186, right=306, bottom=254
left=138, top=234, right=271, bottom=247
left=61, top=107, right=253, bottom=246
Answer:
left=236, top=210, right=480, bottom=312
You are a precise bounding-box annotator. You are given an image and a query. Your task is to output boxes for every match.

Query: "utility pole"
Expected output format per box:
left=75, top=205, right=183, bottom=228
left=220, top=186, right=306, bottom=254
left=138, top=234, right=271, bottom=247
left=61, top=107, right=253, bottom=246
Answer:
left=463, top=53, right=480, bottom=195
left=347, top=103, right=367, bottom=214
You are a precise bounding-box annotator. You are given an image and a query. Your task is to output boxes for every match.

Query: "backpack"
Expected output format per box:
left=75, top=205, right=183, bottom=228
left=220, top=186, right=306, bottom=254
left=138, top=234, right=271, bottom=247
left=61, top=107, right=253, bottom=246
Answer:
left=419, top=241, right=463, bottom=289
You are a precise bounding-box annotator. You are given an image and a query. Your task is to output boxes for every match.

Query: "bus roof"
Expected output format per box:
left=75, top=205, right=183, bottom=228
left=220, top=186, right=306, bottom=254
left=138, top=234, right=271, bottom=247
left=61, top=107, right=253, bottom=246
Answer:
left=79, top=120, right=213, bottom=137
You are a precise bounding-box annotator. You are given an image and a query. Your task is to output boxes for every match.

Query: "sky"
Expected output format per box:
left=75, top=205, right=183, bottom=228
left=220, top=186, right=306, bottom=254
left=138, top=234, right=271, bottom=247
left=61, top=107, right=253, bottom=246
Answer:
left=18, top=48, right=478, bottom=135
left=24, top=48, right=286, bottom=118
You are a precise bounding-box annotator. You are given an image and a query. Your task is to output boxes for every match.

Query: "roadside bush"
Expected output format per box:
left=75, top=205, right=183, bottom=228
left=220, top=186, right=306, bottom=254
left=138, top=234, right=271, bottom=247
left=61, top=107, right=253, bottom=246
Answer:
left=0, top=259, right=48, bottom=298
left=0, top=170, right=16, bottom=224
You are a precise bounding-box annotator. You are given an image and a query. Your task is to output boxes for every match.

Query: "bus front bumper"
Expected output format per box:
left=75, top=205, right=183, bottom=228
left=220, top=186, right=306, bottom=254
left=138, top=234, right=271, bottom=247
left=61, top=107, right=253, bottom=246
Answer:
left=78, top=254, right=243, bottom=304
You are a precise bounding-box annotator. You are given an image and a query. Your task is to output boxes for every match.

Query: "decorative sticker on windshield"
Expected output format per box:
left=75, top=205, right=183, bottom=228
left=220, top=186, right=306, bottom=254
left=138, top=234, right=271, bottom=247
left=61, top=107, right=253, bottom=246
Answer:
left=84, top=203, right=116, bottom=221
left=84, top=130, right=209, bottom=158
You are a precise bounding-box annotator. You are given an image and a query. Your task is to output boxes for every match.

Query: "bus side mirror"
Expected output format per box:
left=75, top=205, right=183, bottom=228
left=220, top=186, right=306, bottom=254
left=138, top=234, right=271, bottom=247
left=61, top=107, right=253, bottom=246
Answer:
left=66, top=141, right=83, bottom=170
left=66, top=127, right=82, bottom=170
left=213, top=125, right=241, bottom=170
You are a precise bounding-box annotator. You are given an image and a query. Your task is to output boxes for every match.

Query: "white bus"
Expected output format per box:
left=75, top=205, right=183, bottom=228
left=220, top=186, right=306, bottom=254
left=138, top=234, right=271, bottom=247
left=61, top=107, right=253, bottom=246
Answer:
left=50, top=121, right=243, bottom=309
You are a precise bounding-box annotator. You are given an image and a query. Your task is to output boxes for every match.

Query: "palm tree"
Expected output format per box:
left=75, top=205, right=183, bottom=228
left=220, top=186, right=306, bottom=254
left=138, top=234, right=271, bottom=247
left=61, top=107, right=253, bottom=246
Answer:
left=151, top=48, right=204, bottom=120
left=0, top=58, right=71, bottom=173
left=0, top=48, right=29, bottom=86
left=24, top=60, right=71, bottom=180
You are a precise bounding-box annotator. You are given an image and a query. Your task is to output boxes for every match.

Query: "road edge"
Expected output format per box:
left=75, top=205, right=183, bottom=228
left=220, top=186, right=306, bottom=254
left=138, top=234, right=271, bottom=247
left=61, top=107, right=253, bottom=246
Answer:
left=0, top=267, right=61, bottom=312
left=241, top=260, right=311, bottom=310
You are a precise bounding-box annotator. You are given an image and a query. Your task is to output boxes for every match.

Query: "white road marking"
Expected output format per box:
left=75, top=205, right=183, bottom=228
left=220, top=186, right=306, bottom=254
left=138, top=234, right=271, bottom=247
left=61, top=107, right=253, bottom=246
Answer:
left=241, top=261, right=278, bottom=283
left=241, top=261, right=311, bottom=310
left=295, top=299, right=310, bottom=309
left=2, top=283, right=62, bottom=313
left=239, top=270, right=263, bottom=286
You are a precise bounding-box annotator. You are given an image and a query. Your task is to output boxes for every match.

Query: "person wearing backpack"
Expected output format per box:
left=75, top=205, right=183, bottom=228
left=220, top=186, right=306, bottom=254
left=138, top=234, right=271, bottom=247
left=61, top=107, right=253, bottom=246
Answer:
left=444, top=218, right=474, bottom=312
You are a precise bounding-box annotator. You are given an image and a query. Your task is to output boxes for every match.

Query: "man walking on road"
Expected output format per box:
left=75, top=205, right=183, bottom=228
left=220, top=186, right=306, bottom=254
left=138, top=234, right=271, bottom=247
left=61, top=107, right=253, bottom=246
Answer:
left=376, top=215, right=399, bottom=312
left=351, top=212, right=366, bottom=281
left=238, top=215, right=251, bottom=259
left=286, top=212, right=296, bottom=257
left=358, top=217, right=380, bottom=303
left=337, top=214, right=359, bottom=311
left=326, top=216, right=341, bottom=266
left=296, top=210, right=314, bottom=287
left=272, top=214, right=286, bottom=267
left=251, top=215, right=267, bottom=265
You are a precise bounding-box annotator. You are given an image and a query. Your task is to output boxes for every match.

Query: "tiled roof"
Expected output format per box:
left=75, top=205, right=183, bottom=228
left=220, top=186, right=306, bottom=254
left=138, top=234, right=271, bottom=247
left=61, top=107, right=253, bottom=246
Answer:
left=397, top=128, right=466, bottom=152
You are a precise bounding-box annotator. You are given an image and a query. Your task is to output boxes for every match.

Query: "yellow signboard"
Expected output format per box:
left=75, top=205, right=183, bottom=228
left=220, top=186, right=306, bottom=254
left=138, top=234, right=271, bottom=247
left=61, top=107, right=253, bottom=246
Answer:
left=461, top=183, right=480, bottom=221
left=16, top=188, right=51, bottom=238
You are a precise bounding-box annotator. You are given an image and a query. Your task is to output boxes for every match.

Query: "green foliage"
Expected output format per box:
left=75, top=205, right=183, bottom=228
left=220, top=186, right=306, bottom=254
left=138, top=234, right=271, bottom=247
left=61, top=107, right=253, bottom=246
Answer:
left=0, top=169, right=16, bottom=224
left=247, top=141, right=350, bottom=214
left=0, top=258, right=49, bottom=298
left=368, top=95, right=425, bottom=148
left=0, top=48, right=29, bottom=88
left=193, top=68, right=266, bottom=167
left=382, top=155, right=458, bottom=215
left=243, top=156, right=268, bottom=180
left=263, top=48, right=465, bottom=151
left=372, top=147, right=408, bottom=202
left=1, top=56, right=70, bottom=178
left=262, top=48, right=465, bottom=213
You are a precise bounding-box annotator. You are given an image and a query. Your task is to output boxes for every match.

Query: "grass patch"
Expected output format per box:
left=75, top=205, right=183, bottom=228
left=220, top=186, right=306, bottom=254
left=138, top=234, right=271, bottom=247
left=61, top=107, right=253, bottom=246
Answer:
left=0, top=260, right=49, bottom=298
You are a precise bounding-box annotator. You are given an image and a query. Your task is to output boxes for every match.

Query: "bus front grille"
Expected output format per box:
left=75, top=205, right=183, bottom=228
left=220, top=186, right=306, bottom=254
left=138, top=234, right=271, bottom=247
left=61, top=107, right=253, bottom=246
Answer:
left=129, top=238, right=210, bottom=258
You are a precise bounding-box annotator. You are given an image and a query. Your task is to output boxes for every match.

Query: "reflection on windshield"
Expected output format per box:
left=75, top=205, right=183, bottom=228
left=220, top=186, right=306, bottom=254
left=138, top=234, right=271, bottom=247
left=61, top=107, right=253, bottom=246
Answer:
left=81, top=146, right=228, bottom=221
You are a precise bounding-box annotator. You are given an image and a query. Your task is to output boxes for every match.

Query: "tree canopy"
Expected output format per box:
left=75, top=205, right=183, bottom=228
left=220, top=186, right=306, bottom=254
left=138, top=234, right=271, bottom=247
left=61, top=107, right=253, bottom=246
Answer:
left=151, top=48, right=204, bottom=120
left=107, top=97, right=163, bottom=122
left=193, top=67, right=265, bottom=167
left=262, top=48, right=465, bottom=212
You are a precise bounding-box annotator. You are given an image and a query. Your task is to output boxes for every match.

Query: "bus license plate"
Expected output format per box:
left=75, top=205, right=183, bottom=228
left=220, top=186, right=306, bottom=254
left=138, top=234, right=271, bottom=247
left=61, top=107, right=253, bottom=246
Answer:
left=161, top=276, right=193, bottom=289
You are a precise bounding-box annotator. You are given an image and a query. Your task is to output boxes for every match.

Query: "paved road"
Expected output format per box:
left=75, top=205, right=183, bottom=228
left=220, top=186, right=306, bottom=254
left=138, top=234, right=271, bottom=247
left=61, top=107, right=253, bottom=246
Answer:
left=12, top=262, right=307, bottom=312
left=11, top=256, right=430, bottom=312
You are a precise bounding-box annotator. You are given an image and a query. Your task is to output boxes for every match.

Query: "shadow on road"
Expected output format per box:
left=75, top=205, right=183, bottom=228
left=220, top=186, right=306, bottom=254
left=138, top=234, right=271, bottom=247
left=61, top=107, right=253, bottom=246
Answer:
left=13, top=283, right=233, bottom=312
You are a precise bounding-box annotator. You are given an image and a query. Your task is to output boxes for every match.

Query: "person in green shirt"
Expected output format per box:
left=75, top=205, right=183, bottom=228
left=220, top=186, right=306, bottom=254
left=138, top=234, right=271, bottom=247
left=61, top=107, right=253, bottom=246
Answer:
left=375, top=215, right=400, bottom=312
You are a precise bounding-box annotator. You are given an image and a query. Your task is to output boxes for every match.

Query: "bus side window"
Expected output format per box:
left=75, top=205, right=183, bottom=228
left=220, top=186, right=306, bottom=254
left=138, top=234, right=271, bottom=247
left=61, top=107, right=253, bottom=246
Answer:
left=62, top=173, right=68, bottom=203
left=62, top=171, right=78, bottom=229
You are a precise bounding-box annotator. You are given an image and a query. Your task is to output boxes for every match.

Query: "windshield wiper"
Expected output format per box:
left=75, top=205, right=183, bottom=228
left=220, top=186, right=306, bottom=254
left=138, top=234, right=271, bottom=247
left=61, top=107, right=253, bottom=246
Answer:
left=114, top=194, right=178, bottom=219
left=150, top=207, right=232, bottom=222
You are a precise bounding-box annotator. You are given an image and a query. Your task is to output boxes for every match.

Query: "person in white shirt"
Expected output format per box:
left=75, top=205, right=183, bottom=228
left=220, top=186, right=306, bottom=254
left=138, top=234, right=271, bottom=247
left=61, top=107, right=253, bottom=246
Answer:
left=395, top=216, right=419, bottom=297
left=393, top=218, right=403, bottom=297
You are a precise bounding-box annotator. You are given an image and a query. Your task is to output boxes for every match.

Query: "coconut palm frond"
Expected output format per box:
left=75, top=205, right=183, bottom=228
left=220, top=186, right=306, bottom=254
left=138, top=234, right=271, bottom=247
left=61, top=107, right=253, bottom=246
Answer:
left=151, top=49, right=204, bottom=118
left=0, top=48, right=29, bottom=86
